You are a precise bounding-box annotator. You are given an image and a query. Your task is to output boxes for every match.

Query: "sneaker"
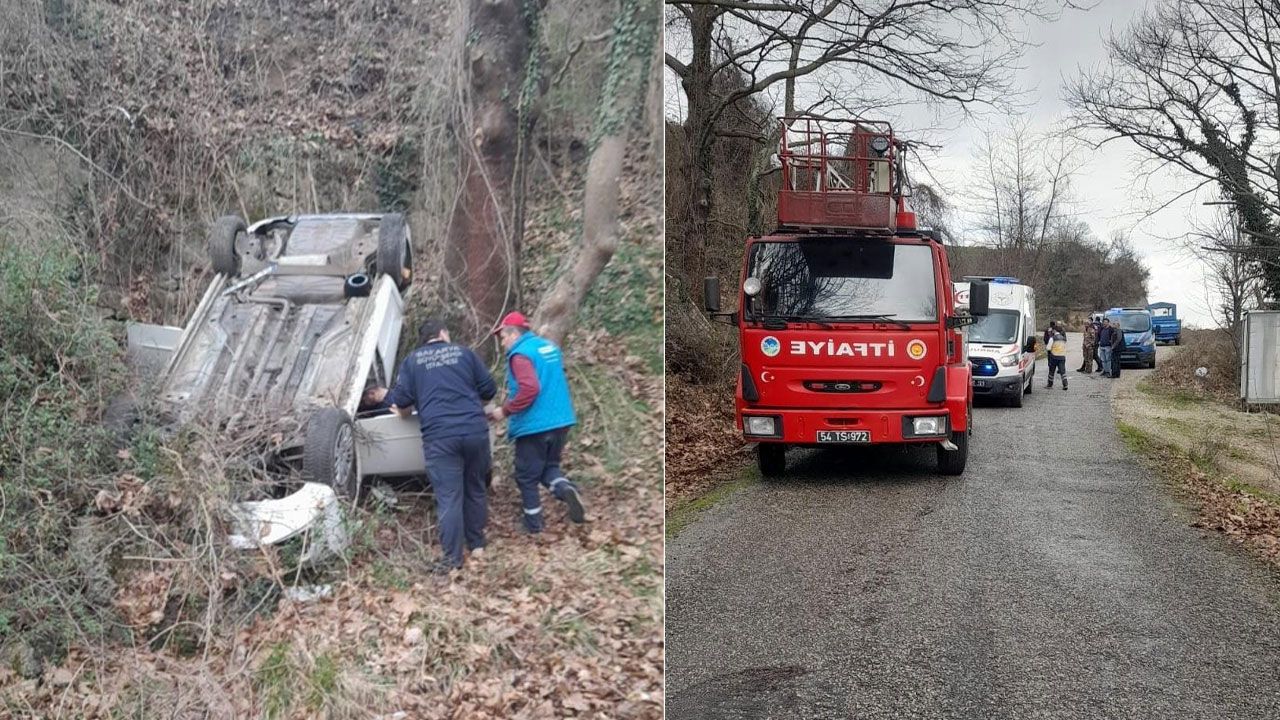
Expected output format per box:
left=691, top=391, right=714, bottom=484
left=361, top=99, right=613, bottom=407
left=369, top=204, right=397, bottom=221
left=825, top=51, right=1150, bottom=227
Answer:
left=429, top=559, right=462, bottom=576
left=561, top=485, right=586, bottom=524
left=1063, top=383, right=1068, bottom=391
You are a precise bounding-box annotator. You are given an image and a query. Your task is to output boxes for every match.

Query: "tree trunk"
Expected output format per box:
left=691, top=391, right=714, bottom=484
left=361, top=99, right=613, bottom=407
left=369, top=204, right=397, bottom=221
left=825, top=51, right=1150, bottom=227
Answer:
left=447, top=0, right=542, bottom=336
left=536, top=0, right=655, bottom=345
left=679, top=5, right=716, bottom=303
left=536, top=136, right=626, bottom=345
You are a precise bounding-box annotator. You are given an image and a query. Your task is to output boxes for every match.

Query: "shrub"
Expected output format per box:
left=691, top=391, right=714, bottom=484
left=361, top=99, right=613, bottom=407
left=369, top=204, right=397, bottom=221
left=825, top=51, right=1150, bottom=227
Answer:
left=0, top=231, right=126, bottom=668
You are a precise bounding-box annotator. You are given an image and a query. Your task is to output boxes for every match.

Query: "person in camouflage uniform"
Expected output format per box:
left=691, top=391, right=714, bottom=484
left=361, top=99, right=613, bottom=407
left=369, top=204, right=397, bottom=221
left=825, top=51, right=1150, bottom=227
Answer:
left=1078, top=315, right=1098, bottom=373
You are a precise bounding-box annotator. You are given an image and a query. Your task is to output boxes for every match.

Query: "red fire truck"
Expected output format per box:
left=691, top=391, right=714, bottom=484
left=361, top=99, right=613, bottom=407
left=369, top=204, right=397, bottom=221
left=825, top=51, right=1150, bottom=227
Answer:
left=704, top=117, right=989, bottom=477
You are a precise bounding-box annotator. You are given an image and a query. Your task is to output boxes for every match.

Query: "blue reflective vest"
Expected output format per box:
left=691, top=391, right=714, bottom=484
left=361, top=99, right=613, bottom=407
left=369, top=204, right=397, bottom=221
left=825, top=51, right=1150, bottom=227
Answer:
left=505, top=332, right=576, bottom=439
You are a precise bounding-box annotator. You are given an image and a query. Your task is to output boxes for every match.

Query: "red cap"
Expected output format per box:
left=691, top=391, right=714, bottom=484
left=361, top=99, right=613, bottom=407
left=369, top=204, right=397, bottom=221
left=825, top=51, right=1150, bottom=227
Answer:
left=493, top=311, right=530, bottom=334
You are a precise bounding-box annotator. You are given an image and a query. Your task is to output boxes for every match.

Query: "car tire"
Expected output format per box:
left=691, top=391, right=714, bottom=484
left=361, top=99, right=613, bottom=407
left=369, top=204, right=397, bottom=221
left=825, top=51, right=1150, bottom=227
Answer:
left=303, top=408, right=361, bottom=501
left=1009, top=377, right=1025, bottom=407
left=1148, top=358, right=1157, bottom=369
left=937, top=409, right=970, bottom=476
left=758, top=443, right=786, bottom=477
left=208, top=215, right=245, bottom=277
left=1025, top=369, right=1033, bottom=394
left=376, top=213, right=413, bottom=290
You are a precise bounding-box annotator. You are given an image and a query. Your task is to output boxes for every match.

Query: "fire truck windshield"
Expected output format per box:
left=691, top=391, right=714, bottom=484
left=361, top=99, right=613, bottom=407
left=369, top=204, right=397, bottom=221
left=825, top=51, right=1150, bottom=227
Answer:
left=967, top=309, right=1020, bottom=344
left=746, top=240, right=937, bottom=323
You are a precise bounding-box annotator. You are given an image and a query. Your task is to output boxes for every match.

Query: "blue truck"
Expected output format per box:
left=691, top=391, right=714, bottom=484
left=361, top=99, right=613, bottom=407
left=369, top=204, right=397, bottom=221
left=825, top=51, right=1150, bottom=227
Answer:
left=1147, top=302, right=1181, bottom=345
left=1106, top=307, right=1157, bottom=368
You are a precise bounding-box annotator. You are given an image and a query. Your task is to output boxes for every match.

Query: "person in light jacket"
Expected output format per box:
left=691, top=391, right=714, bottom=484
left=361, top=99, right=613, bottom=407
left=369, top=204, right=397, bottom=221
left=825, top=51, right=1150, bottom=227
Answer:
left=487, top=312, right=587, bottom=534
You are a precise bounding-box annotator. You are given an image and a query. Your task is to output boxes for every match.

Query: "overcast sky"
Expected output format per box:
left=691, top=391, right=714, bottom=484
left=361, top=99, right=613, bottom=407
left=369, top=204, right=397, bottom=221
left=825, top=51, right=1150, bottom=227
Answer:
left=666, top=0, right=1223, bottom=327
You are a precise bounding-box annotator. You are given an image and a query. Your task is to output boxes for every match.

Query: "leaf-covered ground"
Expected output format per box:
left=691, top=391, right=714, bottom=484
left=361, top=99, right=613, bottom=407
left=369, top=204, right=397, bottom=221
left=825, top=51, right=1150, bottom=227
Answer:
left=2, top=330, right=663, bottom=719
left=664, top=376, right=749, bottom=507
left=1112, top=333, right=1280, bottom=571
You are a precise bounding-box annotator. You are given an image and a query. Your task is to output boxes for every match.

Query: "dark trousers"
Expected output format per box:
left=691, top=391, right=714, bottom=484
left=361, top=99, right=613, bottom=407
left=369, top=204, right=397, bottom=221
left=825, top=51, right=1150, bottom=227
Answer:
left=1047, top=355, right=1067, bottom=386
left=423, top=433, right=491, bottom=567
left=1111, top=347, right=1122, bottom=377
left=514, top=427, right=575, bottom=532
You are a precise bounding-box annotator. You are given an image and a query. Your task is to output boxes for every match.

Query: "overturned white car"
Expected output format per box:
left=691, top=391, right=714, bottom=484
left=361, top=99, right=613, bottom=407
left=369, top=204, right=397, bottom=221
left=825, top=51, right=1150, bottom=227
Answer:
left=128, top=213, right=434, bottom=557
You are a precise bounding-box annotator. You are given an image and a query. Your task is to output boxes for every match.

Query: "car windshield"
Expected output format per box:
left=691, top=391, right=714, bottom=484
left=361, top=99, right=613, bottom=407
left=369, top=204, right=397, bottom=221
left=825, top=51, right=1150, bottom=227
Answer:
left=1151, top=307, right=1173, bottom=317
left=967, top=309, right=1020, bottom=344
left=746, top=240, right=937, bottom=322
left=1111, top=312, right=1151, bottom=332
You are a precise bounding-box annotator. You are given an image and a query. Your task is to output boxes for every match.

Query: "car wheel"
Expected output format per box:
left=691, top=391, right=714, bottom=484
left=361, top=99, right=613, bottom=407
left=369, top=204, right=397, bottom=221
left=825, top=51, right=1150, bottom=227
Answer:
left=758, top=443, right=786, bottom=477
left=303, top=408, right=361, bottom=500
left=208, top=215, right=245, bottom=277
left=376, top=213, right=413, bottom=290
left=937, top=409, right=970, bottom=476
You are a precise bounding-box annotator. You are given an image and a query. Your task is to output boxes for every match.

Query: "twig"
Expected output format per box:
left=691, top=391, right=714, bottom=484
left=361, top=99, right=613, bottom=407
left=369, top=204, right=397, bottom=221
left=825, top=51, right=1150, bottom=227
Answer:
left=0, top=127, right=155, bottom=210
left=552, top=31, right=612, bottom=88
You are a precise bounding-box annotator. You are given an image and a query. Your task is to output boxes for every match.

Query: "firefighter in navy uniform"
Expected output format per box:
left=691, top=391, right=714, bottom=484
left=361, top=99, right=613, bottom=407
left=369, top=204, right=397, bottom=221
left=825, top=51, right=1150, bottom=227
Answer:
left=487, top=312, right=587, bottom=533
left=387, top=318, right=497, bottom=573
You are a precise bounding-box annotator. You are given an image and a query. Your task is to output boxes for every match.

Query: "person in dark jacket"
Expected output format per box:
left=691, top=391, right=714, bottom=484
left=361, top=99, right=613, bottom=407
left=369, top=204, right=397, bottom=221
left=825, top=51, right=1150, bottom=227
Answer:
left=487, top=311, right=586, bottom=533
left=1108, top=318, right=1125, bottom=378
left=387, top=318, right=497, bottom=573
left=1097, top=319, right=1111, bottom=377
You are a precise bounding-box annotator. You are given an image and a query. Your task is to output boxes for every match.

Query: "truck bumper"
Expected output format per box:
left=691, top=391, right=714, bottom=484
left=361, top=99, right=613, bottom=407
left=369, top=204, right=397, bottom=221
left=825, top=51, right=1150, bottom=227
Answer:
left=970, top=373, right=1023, bottom=397
left=1118, top=349, right=1156, bottom=366
left=739, top=406, right=961, bottom=445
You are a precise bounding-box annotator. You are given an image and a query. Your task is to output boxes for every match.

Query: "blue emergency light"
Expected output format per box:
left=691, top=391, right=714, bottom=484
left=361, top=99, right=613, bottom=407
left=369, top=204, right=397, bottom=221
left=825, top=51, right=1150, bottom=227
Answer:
left=991, top=276, right=1020, bottom=284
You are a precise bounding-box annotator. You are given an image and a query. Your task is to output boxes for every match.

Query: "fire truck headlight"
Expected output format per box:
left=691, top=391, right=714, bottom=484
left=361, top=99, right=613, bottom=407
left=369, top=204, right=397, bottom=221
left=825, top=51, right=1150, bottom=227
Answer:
left=911, top=416, right=946, bottom=436
left=744, top=416, right=777, bottom=436
left=743, top=277, right=763, bottom=297
left=870, top=136, right=890, bottom=155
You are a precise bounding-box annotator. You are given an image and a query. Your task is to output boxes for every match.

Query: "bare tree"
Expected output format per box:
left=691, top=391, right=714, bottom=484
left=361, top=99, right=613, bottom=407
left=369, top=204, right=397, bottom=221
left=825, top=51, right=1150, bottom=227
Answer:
left=968, top=121, right=1081, bottom=287
left=665, top=0, right=1055, bottom=298
left=536, top=0, right=658, bottom=344
left=1066, top=0, right=1280, bottom=297
left=1183, top=206, right=1267, bottom=347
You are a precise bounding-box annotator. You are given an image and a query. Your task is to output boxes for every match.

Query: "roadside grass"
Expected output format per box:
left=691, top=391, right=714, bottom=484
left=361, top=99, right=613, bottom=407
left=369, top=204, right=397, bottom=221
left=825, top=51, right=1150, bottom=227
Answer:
left=1116, top=420, right=1280, bottom=568
left=1137, top=378, right=1205, bottom=410
left=666, top=468, right=760, bottom=538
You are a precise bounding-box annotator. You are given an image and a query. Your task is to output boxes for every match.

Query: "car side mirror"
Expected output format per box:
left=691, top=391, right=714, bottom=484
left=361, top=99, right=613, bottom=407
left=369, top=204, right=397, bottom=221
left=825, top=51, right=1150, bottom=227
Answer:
left=968, top=281, right=990, bottom=316
left=1024, top=338, right=1036, bottom=354
left=703, top=276, right=720, bottom=314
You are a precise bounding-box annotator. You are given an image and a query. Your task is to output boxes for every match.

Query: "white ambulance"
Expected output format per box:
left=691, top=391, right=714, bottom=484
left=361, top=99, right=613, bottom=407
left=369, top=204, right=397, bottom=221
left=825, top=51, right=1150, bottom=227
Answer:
left=954, top=277, right=1037, bottom=407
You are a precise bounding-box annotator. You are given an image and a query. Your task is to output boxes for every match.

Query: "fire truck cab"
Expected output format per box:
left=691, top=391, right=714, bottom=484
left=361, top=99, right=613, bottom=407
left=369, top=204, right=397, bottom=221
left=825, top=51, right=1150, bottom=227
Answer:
left=704, top=117, right=988, bottom=477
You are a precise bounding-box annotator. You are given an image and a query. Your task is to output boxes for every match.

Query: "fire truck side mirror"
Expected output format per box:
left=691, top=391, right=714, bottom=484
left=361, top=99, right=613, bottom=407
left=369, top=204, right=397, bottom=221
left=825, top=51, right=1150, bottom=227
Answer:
left=703, top=276, right=721, bottom=313
left=968, top=281, right=990, bottom=316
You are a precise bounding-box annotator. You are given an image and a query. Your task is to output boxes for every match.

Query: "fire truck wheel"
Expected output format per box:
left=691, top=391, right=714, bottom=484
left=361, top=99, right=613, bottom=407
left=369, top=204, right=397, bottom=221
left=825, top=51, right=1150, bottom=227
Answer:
left=757, top=443, right=786, bottom=477
left=937, top=420, right=969, bottom=476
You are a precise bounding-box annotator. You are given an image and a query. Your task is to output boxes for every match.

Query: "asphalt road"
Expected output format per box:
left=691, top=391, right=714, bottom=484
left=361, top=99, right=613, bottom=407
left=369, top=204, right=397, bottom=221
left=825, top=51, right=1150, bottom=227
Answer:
left=666, top=338, right=1280, bottom=719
